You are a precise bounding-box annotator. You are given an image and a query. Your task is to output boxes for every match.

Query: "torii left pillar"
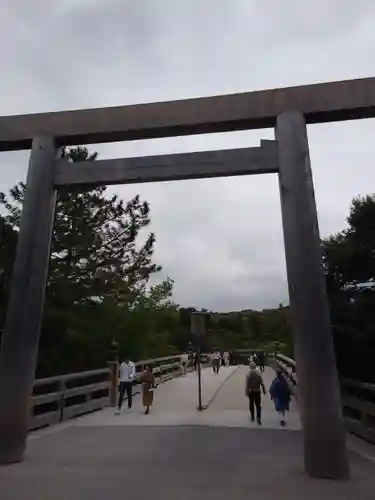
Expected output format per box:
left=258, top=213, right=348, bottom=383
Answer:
left=0, top=137, right=57, bottom=464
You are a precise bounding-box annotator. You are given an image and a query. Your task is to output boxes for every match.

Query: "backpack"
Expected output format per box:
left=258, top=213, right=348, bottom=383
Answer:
left=246, top=371, right=262, bottom=391
left=272, top=377, right=291, bottom=398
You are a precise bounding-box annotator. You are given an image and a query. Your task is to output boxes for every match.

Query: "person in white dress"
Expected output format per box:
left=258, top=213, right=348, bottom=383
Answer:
left=180, top=352, right=189, bottom=375
left=223, top=351, right=229, bottom=366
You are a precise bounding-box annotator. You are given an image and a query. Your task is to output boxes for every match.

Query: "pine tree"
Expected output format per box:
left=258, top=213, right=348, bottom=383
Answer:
left=0, top=146, right=162, bottom=374
left=0, top=146, right=160, bottom=309
left=0, top=216, right=18, bottom=330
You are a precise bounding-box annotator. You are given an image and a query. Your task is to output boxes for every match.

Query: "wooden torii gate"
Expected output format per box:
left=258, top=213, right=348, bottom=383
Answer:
left=2, top=76, right=375, bottom=477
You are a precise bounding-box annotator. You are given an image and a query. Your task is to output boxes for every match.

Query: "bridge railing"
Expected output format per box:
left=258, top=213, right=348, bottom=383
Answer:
left=272, top=353, right=297, bottom=389
left=30, top=353, right=209, bottom=431
left=273, top=353, right=375, bottom=444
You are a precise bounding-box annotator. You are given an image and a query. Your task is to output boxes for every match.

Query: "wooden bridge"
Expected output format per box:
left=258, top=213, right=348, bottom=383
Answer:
left=28, top=353, right=375, bottom=444
left=1, top=357, right=375, bottom=499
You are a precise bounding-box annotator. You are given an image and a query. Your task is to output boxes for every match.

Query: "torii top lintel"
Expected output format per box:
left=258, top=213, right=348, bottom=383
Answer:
left=1, top=76, right=375, bottom=152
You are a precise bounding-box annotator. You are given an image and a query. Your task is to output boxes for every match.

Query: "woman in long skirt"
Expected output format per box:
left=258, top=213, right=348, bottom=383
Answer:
left=141, top=364, right=156, bottom=414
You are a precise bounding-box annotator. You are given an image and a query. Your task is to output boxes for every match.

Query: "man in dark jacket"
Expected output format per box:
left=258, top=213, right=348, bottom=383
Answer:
left=257, top=351, right=265, bottom=372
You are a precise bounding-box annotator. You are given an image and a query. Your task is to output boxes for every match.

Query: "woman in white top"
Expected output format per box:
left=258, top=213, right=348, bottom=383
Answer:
left=180, top=352, right=189, bottom=375
left=223, top=351, right=229, bottom=366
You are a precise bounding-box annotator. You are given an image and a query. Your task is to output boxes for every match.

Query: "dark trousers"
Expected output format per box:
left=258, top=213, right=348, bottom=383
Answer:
left=248, top=391, right=261, bottom=421
left=118, top=381, right=133, bottom=409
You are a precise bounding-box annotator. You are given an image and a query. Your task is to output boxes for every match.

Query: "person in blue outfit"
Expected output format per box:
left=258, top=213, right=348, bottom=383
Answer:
left=269, top=369, right=292, bottom=426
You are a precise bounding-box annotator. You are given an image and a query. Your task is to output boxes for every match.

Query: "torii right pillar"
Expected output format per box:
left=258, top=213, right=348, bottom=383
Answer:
left=275, top=112, right=349, bottom=480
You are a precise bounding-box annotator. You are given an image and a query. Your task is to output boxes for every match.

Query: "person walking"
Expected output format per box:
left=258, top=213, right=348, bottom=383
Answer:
left=116, top=355, right=136, bottom=414
left=257, top=351, right=265, bottom=373
left=245, top=362, right=266, bottom=425
left=213, top=351, right=221, bottom=374
left=210, top=352, right=214, bottom=373
left=141, top=364, right=157, bottom=415
left=223, top=351, right=229, bottom=367
left=229, top=351, right=234, bottom=366
left=193, top=352, right=197, bottom=370
left=269, top=370, right=292, bottom=426
left=180, top=352, right=189, bottom=375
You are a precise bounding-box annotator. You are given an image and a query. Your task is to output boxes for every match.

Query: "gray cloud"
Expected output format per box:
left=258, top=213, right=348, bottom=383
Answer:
left=1, top=1, right=375, bottom=311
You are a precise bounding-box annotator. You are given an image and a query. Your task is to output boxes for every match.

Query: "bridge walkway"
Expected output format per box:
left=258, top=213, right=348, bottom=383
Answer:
left=1, top=366, right=375, bottom=499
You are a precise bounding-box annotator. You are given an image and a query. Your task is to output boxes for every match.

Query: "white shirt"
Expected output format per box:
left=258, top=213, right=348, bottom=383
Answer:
left=180, top=353, right=189, bottom=364
left=119, top=361, right=136, bottom=382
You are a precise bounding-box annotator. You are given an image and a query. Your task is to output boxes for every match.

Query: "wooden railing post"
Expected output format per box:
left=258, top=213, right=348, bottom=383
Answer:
left=108, top=361, right=118, bottom=407
left=159, top=360, right=165, bottom=384
left=108, top=339, right=119, bottom=407
left=58, top=379, right=66, bottom=423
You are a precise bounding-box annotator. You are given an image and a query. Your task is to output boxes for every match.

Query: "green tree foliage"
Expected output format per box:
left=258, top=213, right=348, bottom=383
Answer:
left=114, top=277, right=181, bottom=360
left=1, top=144, right=296, bottom=375
left=175, top=306, right=293, bottom=356
left=2, top=147, right=160, bottom=309
left=0, top=217, right=18, bottom=331
left=322, top=194, right=375, bottom=382
left=0, top=146, right=163, bottom=375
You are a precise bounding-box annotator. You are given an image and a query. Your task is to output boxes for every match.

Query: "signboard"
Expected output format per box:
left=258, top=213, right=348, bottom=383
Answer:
left=190, top=312, right=209, bottom=337
left=186, top=341, right=194, bottom=355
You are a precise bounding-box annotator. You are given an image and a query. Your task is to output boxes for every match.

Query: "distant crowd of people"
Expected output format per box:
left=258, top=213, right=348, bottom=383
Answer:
left=209, top=350, right=242, bottom=373
left=248, top=351, right=265, bottom=372
left=114, top=350, right=293, bottom=427
left=182, top=350, right=237, bottom=375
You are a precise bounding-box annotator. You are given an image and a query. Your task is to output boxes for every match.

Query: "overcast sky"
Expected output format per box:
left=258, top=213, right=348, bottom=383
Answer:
left=1, top=0, right=375, bottom=312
